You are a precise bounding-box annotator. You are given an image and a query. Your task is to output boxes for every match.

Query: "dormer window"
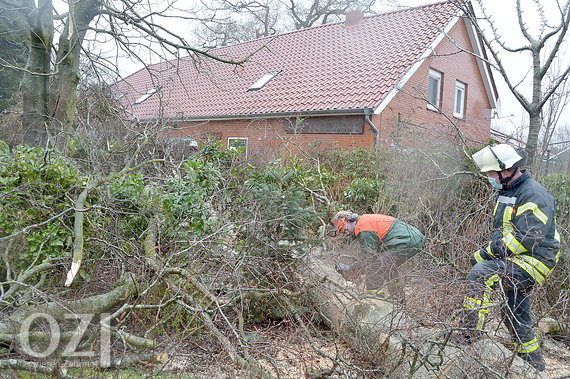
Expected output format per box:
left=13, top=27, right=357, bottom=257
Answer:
left=247, top=71, right=280, bottom=92
left=135, top=86, right=160, bottom=104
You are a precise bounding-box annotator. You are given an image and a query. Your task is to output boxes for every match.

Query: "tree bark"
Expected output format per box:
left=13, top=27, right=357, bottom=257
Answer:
left=296, top=253, right=549, bottom=378
left=48, top=0, right=102, bottom=151
left=0, top=274, right=137, bottom=339
left=525, top=50, right=543, bottom=168
left=20, top=0, right=53, bottom=147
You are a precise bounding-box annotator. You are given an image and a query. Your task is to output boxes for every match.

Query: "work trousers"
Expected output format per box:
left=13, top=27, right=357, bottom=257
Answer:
left=365, top=221, right=422, bottom=296
left=462, top=259, right=541, bottom=354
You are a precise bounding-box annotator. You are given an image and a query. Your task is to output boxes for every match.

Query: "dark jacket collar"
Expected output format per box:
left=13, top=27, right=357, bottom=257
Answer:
left=502, top=169, right=530, bottom=191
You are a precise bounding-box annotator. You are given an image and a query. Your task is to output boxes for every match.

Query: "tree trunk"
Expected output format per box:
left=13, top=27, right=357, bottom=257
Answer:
left=296, top=252, right=548, bottom=378
left=527, top=111, right=542, bottom=170
left=525, top=50, right=543, bottom=169
left=48, top=0, right=101, bottom=151
left=0, top=274, right=137, bottom=336
left=20, top=0, right=53, bottom=147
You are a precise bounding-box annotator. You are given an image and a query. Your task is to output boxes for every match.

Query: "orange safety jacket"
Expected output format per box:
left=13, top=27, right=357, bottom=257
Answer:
left=354, top=214, right=395, bottom=245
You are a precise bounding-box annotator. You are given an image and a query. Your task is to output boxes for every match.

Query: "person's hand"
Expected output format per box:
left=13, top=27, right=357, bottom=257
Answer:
left=469, top=249, right=481, bottom=266
left=490, top=230, right=508, bottom=257
left=491, top=230, right=503, bottom=242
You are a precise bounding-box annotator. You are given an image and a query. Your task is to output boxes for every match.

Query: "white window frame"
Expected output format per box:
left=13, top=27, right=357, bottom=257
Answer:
left=454, top=80, right=466, bottom=118
left=427, top=69, right=442, bottom=111
left=247, top=71, right=280, bottom=92
left=227, top=137, right=248, bottom=155
left=134, top=87, right=160, bottom=104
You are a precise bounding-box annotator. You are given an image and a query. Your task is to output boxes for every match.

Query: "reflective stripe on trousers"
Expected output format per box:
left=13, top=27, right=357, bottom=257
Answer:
left=514, top=337, right=540, bottom=354
left=462, top=274, right=500, bottom=330
left=463, top=259, right=539, bottom=351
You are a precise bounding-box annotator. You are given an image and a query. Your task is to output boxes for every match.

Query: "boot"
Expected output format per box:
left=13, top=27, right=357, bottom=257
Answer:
left=518, top=349, right=545, bottom=372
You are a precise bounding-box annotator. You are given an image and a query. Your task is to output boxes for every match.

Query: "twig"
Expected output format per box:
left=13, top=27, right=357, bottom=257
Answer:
left=0, top=359, right=77, bottom=378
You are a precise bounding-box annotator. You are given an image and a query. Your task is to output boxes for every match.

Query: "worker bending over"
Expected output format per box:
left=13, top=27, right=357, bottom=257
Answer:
left=331, top=211, right=424, bottom=302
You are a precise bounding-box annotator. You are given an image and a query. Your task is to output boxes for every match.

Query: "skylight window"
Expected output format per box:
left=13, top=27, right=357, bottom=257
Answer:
left=134, top=86, right=160, bottom=104
left=247, top=71, right=280, bottom=92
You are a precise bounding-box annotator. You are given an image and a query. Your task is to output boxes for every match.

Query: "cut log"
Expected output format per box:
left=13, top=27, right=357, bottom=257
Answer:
left=296, top=253, right=549, bottom=378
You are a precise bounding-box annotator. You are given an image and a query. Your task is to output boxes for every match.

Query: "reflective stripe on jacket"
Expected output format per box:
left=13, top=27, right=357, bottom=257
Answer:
left=473, top=170, right=560, bottom=284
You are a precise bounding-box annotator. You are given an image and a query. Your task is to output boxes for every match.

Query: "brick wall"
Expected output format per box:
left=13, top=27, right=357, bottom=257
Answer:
left=170, top=18, right=492, bottom=157
left=170, top=117, right=376, bottom=160
left=379, top=18, right=492, bottom=147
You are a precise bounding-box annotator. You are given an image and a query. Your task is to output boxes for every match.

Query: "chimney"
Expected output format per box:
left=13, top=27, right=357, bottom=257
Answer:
left=345, top=10, right=365, bottom=29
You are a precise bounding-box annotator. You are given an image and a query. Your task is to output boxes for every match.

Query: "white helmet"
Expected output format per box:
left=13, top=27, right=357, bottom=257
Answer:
left=472, top=144, right=525, bottom=172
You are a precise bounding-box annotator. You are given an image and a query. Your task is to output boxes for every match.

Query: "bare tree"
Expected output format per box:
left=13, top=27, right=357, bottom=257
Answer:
left=6, top=0, right=256, bottom=150
left=452, top=0, right=570, bottom=167
left=193, top=0, right=280, bottom=48
left=193, top=0, right=387, bottom=48
left=286, top=0, right=380, bottom=29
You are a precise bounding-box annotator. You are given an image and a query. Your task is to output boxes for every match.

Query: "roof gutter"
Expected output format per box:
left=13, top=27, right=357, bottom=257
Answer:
left=364, top=108, right=380, bottom=148
left=134, top=108, right=371, bottom=123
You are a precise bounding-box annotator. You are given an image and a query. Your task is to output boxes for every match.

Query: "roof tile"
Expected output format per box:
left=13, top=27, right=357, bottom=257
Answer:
left=117, top=1, right=459, bottom=119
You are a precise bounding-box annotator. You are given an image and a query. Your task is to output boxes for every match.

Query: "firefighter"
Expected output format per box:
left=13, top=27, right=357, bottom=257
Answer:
left=454, top=144, right=560, bottom=372
left=331, top=211, right=424, bottom=302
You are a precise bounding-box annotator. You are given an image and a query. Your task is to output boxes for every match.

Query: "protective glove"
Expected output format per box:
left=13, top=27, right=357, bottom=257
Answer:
left=489, top=230, right=509, bottom=258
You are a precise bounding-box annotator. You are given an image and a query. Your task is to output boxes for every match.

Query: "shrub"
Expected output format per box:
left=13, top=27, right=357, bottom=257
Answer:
left=343, top=178, right=381, bottom=213
left=539, top=173, right=570, bottom=310
left=540, top=173, right=570, bottom=228
left=0, top=146, right=85, bottom=270
left=242, top=161, right=319, bottom=248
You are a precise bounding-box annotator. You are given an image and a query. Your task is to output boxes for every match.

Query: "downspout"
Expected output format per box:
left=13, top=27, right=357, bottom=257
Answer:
left=364, top=108, right=380, bottom=148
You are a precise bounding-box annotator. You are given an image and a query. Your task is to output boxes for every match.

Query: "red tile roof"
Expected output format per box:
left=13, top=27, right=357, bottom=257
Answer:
left=116, top=1, right=460, bottom=120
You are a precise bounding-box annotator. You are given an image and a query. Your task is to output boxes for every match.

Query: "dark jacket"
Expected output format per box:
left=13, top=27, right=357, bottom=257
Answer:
left=473, top=170, right=560, bottom=284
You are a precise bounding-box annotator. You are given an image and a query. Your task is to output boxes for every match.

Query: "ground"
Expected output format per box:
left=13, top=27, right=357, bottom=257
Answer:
left=122, top=326, right=570, bottom=378
left=161, top=327, right=570, bottom=379
left=3, top=312, right=569, bottom=378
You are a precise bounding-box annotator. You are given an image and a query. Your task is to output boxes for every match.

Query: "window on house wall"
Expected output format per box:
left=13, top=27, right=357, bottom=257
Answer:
left=247, top=71, right=280, bottom=92
left=134, top=86, right=160, bottom=104
left=284, top=115, right=364, bottom=134
left=228, top=137, right=248, bottom=155
left=427, top=69, right=442, bottom=111
left=454, top=80, right=466, bottom=118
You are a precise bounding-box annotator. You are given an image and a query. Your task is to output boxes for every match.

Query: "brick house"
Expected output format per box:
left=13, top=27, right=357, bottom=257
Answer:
left=116, top=1, right=497, bottom=159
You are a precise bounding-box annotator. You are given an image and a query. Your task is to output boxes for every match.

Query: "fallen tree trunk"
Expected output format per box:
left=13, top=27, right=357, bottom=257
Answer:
left=296, top=252, right=548, bottom=378
left=0, top=274, right=138, bottom=349
left=0, top=358, right=76, bottom=378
